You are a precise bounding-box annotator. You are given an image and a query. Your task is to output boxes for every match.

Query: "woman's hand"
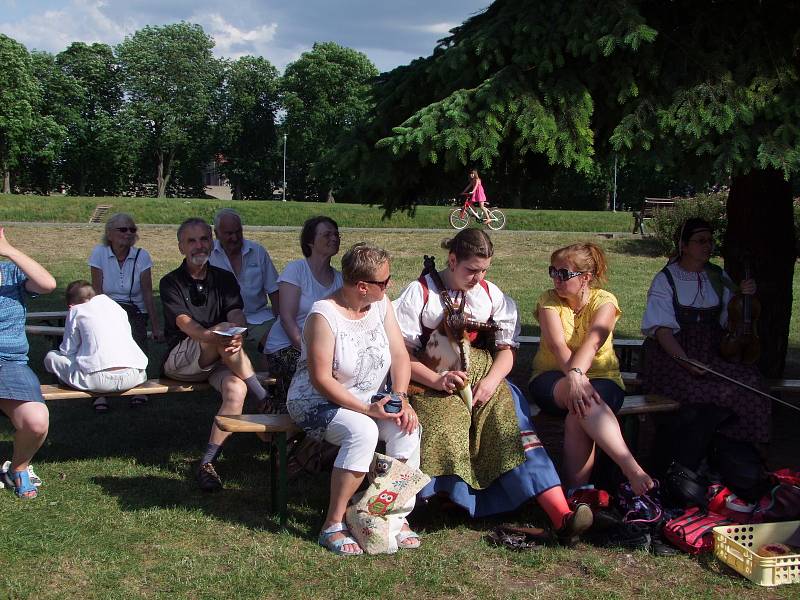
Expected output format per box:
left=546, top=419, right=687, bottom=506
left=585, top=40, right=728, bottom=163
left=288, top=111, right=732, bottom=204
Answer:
left=564, top=370, right=602, bottom=418
left=365, top=396, right=394, bottom=420
left=678, top=356, right=708, bottom=376
left=436, top=370, right=467, bottom=395
left=395, top=400, right=419, bottom=434
left=740, top=278, right=757, bottom=295
left=151, top=325, right=164, bottom=343
left=472, top=376, right=500, bottom=408
left=0, top=227, right=15, bottom=257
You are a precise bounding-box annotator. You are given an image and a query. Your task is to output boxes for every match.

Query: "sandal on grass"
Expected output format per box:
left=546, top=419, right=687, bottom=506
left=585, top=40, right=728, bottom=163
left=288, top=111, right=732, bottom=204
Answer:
left=129, top=395, right=148, bottom=408
left=397, top=527, right=421, bottom=549
left=318, top=523, right=363, bottom=556
left=93, top=397, right=109, bottom=413
left=3, top=468, right=38, bottom=499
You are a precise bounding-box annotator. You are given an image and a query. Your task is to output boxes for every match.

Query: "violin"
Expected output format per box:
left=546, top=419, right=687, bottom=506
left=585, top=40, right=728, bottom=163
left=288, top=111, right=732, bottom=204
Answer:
left=720, top=260, right=761, bottom=364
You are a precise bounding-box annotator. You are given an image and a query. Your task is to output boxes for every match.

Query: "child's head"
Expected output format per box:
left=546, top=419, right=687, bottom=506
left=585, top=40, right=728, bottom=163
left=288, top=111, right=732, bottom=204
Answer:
left=65, top=280, right=95, bottom=306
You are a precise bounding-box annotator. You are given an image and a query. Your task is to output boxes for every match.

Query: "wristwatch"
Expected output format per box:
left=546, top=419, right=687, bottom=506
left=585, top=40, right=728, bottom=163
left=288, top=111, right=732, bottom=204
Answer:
left=569, top=367, right=584, bottom=376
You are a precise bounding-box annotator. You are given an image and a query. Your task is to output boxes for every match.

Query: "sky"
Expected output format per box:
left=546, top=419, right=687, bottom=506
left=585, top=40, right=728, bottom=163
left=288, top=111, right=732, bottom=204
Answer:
left=0, top=0, right=490, bottom=73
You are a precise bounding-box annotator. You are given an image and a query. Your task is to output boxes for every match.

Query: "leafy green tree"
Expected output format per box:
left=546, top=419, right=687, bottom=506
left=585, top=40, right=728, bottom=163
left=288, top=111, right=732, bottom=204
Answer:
left=117, top=23, right=221, bottom=197
left=350, top=0, right=799, bottom=375
left=281, top=42, right=377, bottom=201
left=217, top=56, right=281, bottom=199
left=0, top=34, right=38, bottom=193
left=56, top=42, right=135, bottom=195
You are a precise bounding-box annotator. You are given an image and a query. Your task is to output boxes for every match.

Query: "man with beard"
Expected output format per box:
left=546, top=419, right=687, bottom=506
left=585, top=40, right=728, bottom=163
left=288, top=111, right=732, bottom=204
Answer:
left=160, top=218, right=269, bottom=491
left=209, top=208, right=279, bottom=356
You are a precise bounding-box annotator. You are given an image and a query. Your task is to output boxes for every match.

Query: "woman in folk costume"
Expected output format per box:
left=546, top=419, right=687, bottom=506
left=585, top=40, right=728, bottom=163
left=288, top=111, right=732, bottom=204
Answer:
left=393, top=229, right=592, bottom=542
left=641, top=217, right=770, bottom=444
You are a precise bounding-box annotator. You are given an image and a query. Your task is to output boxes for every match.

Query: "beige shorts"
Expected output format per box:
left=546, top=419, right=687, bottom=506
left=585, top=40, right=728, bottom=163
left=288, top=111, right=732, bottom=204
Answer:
left=163, top=337, right=232, bottom=389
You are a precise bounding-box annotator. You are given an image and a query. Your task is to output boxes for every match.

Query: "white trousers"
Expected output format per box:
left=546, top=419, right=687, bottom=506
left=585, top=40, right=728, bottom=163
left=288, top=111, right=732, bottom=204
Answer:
left=323, top=408, right=421, bottom=473
left=44, top=351, right=147, bottom=393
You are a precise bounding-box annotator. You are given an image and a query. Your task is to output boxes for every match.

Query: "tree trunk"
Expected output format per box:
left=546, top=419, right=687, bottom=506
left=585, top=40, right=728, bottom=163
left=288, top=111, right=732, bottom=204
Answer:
left=723, top=168, right=796, bottom=378
left=157, top=149, right=174, bottom=198
left=2, top=169, right=9, bottom=194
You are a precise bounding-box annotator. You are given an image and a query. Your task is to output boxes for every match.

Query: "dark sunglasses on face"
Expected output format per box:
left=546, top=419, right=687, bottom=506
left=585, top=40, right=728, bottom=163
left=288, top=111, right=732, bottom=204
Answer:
left=548, top=266, right=584, bottom=282
left=189, top=280, right=207, bottom=306
left=115, top=227, right=137, bottom=233
left=364, top=274, right=392, bottom=290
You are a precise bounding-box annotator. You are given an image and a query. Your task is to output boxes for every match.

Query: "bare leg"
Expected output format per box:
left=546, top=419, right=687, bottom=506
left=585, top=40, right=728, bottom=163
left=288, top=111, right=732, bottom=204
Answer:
left=563, top=415, right=596, bottom=491
left=570, top=403, right=653, bottom=496
left=322, top=467, right=367, bottom=554
left=207, top=375, right=247, bottom=446
left=0, top=399, right=49, bottom=471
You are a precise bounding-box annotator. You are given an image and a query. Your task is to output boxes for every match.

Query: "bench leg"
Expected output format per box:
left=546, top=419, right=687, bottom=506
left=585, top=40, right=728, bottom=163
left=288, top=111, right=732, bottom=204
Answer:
left=269, top=432, right=289, bottom=529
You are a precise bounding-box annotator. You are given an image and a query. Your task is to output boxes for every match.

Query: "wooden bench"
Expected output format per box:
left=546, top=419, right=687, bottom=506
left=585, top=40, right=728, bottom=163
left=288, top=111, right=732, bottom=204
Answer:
left=215, top=414, right=300, bottom=528
left=632, top=197, right=675, bottom=234
left=27, top=311, right=68, bottom=323
left=518, top=335, right=645, bottom=372
left=89, top=204, right=113, bottom=223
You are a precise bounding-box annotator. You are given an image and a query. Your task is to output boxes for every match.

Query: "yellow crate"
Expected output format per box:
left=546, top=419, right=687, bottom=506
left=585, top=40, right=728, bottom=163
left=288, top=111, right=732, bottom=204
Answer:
left=713, top=521, right=800, bottom=587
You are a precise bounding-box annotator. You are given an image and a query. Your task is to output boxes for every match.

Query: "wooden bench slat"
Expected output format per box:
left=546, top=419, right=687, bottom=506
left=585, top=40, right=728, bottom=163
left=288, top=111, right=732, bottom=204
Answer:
left=618, top=394, right=679, bottom=416
left=215, top=414, right=299, bottom=434
left=41, top=375, right=276, bottom=400
left=26, top=311, right=69, bottom=320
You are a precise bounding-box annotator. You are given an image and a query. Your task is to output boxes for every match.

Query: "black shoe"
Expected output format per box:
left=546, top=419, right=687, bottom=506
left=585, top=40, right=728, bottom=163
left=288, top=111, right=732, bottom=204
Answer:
left=196, top=462, right=223, bottom=492
left=584, top=522, right=652, bottom=550
left=555, top=503, right=594, bottom=546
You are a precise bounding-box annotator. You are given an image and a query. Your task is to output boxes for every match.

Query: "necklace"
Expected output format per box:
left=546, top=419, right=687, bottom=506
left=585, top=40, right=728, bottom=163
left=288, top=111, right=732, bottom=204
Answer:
left=572, top=289, right=589, bottom=317
left=336, top=290, right=367, bottom=319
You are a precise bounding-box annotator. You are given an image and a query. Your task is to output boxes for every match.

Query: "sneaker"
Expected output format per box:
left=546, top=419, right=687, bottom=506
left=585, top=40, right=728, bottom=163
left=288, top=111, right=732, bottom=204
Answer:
left=555, top=503, right=594, bottom=546
left=1, top=461, right=42, bottom=487
left=196, top=462, right=223, bottom=492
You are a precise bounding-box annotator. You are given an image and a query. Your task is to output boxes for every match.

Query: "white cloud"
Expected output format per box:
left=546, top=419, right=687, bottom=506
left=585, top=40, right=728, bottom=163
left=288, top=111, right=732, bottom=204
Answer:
left=411, top=21, right=457, bottom=35
left=190, top=12, right=278, bottom=59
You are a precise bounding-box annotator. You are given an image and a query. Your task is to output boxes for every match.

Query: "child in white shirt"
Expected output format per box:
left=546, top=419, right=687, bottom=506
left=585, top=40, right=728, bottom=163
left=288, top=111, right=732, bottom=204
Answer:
left=44, top=281, right=148, bottom=409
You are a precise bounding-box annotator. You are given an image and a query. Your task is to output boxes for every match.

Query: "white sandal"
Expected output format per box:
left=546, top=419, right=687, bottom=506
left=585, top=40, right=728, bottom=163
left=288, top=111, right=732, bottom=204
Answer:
left=397, top=526, right=421, bottom=549
left=318, top=523, right=363, bottom=555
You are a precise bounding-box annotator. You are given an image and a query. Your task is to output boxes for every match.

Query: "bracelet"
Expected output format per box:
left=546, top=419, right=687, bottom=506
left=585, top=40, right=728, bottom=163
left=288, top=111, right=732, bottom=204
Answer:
left=569, top=367, right=584, bottom=376
left=391, top=391, right=408, bottom=400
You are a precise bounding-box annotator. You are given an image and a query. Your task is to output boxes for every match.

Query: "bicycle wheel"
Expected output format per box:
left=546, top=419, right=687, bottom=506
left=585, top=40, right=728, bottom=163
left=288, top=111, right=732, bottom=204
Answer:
left=449, top=208, right=470, bottom=230
left=486, top=208, right=506, bottom=230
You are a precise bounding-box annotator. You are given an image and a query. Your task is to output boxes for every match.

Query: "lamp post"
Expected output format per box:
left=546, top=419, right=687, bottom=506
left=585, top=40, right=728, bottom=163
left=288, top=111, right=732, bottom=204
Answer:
left=282, top=134, right=287, bottom=202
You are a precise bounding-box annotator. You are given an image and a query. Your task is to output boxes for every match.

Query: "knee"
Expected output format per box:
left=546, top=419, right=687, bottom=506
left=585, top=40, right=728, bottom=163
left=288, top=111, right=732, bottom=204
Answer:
left=21, top=405, right=50, bottom=437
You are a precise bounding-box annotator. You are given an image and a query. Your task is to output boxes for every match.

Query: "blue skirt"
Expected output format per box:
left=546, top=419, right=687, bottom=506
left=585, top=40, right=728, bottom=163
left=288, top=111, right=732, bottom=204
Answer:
left=418, top=382, right=562, bottom=517
left=0, top=360, right=45, bottom=403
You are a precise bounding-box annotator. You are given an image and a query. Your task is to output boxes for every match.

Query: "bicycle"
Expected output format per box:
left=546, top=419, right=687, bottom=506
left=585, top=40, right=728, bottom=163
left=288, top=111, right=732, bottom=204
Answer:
left=449, top=194, right=506, bottom=231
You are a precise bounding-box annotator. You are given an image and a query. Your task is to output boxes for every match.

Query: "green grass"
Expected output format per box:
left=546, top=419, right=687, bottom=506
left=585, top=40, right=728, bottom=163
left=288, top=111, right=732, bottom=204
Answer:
left=0, top=193, right=634, bottom=232
left=2, top=224, right=798, bottom=599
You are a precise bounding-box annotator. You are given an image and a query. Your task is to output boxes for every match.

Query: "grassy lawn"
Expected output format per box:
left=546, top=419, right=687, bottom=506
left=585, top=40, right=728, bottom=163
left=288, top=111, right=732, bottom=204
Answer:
left=0, top=194, right=635, bottom=232
left=2, top=224, right=798, bottom=599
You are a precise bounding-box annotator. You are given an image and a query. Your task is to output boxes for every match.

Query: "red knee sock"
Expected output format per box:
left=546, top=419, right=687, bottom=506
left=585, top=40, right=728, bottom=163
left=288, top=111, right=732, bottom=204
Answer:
left=537, top=486, right=571, bottom=527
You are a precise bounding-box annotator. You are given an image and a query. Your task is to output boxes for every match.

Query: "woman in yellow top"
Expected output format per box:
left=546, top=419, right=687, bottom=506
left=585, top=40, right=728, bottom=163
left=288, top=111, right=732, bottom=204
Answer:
left=529, top=243, right=654, bottom=496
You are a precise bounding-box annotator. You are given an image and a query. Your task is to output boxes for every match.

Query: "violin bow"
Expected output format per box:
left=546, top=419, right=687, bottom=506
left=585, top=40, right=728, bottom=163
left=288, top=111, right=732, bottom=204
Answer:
left=672, top=355, right=800, bottom=413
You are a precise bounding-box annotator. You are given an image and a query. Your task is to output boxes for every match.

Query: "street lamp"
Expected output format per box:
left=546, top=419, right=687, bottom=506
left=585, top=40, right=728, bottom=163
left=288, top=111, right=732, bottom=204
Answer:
left=282, top=134, right=287, bottom=202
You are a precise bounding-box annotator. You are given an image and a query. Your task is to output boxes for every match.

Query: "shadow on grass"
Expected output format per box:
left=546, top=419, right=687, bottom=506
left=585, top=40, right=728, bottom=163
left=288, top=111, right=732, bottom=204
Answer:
left=609, top=237, right=665, bottom=257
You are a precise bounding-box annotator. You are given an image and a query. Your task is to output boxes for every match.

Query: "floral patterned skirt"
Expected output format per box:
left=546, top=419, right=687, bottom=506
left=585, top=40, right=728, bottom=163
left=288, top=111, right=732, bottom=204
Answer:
left=265, top=346, right=300, bottom=414
left=642, top=323, right=771, bottom=444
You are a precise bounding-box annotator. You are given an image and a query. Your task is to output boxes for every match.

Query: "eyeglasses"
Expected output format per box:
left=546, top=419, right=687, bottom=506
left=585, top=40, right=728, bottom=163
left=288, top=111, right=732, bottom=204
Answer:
left=115, top=227, right=137, bottom=233
left=189, top=281, right=207, bottom=306
left=548, top=266, right=584, bottom=282
left=688, top=236, right=714, bottom=245
left=363, top=274, right=392, bottom=290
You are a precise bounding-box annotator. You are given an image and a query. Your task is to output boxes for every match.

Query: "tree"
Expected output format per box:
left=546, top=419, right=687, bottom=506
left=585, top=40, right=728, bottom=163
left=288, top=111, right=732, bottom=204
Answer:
left=281, top=42, right=378, bottom=201
left=216, top=56, right=281, bottom=199
left=56, top=42, right=134, bottom=196
left=117, top=23, right=221, bottom=197
left=0, top=34, right=38, bottom=193
left=350, top=0, right=799, bottom=376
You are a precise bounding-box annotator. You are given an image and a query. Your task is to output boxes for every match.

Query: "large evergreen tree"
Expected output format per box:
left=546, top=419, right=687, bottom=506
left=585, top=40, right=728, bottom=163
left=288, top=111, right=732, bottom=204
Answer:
left=350, top=0, right=799, bottom=376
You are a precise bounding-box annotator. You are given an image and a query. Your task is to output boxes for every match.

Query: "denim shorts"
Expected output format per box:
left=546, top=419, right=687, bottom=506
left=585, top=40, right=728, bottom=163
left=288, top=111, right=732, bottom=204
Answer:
left=529, top=370, right=625, bottom=417
left=0, top=361, right=45, bottom=403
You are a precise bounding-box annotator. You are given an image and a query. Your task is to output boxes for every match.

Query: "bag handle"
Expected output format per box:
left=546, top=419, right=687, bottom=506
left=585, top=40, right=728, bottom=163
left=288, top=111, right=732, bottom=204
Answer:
left=128, top=248, right=141, bottom=304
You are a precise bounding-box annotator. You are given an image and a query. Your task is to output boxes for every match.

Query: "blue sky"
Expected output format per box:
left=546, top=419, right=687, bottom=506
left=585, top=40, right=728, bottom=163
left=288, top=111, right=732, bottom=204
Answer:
left=0, top=0, right=490, bottom=72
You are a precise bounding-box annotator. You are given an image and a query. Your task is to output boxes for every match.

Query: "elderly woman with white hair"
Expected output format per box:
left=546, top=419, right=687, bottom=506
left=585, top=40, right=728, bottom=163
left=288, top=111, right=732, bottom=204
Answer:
left=286, top=242, right=421, bottom=555
left=88, top=212, right=161, bottom=411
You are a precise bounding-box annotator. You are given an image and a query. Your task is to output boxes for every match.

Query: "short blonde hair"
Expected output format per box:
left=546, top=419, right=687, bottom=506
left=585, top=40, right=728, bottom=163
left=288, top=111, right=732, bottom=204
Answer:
left=550, top=242, right=609, bottom=288
left=341, top=242, right=390, bottom=285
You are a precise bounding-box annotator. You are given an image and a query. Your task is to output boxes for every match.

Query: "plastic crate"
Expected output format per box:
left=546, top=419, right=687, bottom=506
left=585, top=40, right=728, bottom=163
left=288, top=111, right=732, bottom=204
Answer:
left=713, top=521, right=800, bottom=586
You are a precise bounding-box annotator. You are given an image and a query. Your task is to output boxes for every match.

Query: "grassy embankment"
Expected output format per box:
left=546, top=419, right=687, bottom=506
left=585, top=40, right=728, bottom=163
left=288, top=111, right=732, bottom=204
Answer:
left=1, top=223, right=798, bottom=599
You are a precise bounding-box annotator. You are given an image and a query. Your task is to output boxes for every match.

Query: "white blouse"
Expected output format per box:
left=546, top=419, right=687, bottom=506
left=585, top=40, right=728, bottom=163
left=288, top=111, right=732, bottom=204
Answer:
left=393, top=275, right=520, bottom=351
left=641, top=262, right=733, bottom=337
left=88, top=245, right=153, bottom=312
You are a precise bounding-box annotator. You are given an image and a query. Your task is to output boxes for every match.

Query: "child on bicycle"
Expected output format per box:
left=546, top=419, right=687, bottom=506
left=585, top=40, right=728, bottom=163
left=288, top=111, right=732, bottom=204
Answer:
left=462, top=169, right=489, bottom=223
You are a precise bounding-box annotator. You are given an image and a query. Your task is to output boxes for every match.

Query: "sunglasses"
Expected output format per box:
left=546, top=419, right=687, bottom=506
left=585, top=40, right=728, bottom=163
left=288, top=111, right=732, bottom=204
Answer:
left=548, top=266, right=584, bottom=282
left=364, top=274, right=392, bottom=290
left=115, top=227, right=138, bottom=233
left=189, top=280, right=207, bottom=306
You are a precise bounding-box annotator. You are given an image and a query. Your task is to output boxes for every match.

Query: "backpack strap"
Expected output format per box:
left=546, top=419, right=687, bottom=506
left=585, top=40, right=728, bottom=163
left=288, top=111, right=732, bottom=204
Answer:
left=417, top=274, right=434, bottom=353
